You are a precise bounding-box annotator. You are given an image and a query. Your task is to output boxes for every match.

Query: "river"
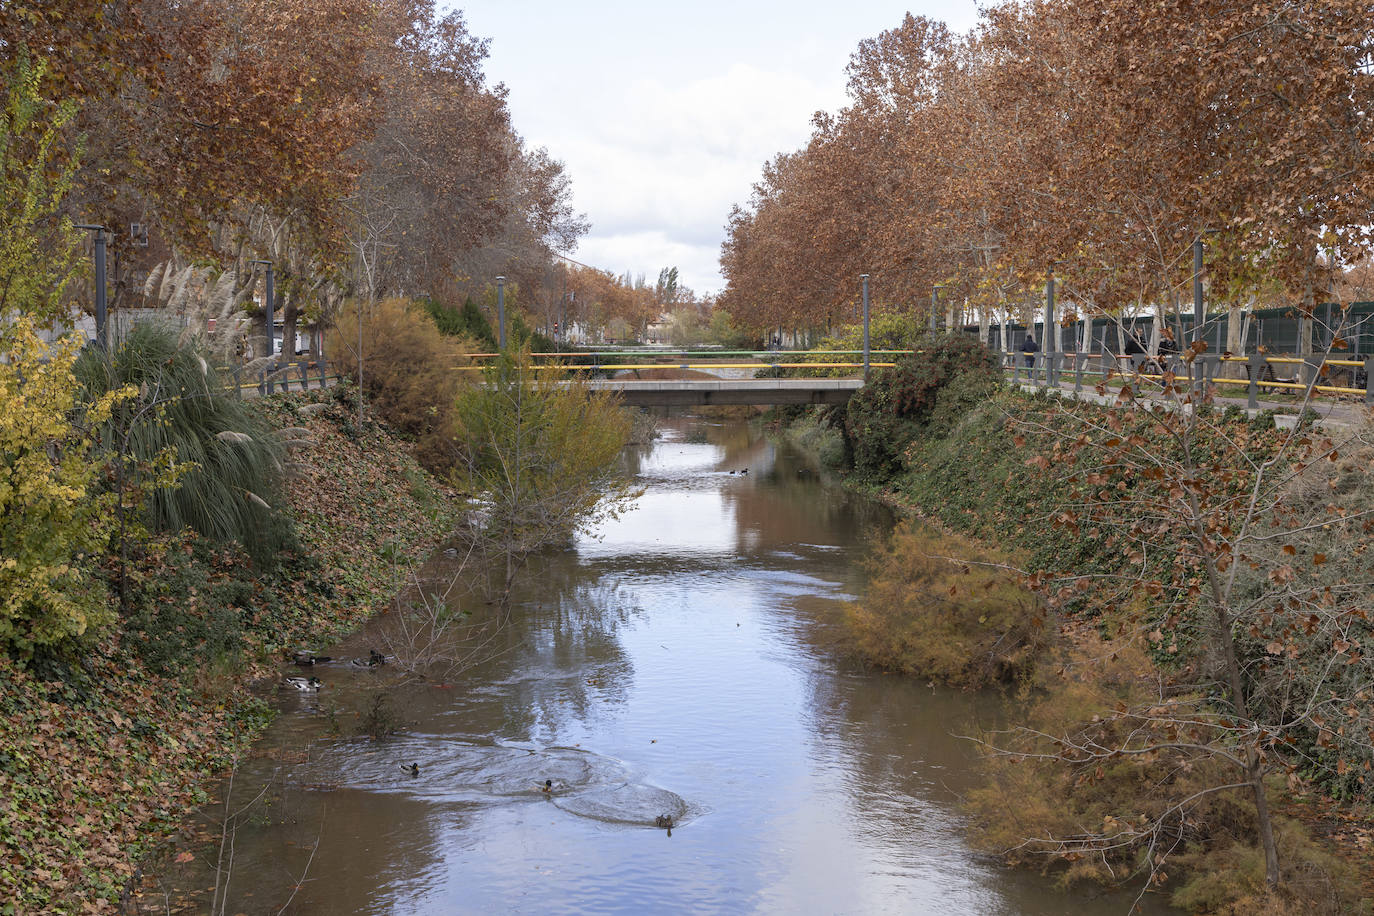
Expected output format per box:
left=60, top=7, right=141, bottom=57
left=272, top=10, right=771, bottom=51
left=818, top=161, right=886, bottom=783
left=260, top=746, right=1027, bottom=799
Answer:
left=177, top=415, right=1168, bottom=915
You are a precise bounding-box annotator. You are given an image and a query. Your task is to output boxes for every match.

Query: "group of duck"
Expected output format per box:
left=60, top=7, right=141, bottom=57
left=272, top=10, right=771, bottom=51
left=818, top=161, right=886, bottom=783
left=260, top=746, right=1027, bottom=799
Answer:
left=283, top=653, right=679, bottom=834
left=282, top=648, right=388, bottom=690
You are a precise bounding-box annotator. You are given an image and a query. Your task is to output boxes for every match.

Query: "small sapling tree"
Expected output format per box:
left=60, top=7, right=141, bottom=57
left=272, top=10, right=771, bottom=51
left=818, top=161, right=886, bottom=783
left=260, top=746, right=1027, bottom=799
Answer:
left=451, top=348, right=639, bottom=605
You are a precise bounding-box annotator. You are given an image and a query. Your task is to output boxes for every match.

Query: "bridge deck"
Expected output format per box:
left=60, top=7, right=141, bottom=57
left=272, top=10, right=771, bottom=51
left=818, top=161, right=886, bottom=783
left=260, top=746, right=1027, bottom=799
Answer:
left=585, top=378, right=863, bottom=407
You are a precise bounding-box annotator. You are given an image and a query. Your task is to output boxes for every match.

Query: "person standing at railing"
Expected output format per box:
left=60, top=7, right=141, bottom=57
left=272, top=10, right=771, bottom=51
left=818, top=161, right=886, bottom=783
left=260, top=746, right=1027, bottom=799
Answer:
left=1020, top=334, right=1039, bottom=368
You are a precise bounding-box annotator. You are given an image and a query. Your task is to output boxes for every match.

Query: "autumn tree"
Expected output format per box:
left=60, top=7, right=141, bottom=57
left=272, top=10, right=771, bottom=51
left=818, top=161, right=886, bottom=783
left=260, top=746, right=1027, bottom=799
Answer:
left=721, top=0, right=1374, bottom=343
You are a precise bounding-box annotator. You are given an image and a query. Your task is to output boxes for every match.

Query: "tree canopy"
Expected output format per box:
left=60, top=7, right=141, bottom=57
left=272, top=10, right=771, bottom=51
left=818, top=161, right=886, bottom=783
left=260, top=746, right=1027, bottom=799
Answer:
left=720, top=2, right=1374, bottom=334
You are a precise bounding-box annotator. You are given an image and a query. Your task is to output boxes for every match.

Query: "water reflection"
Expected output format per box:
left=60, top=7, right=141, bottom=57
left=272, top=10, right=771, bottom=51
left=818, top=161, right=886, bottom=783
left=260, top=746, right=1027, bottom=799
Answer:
left=159, top=414, right=1169, bottom=915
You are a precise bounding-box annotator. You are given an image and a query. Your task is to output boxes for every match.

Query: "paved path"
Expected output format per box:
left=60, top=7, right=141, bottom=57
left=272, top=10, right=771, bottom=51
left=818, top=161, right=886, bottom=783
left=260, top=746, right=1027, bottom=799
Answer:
left=1014, top=374, right=1371, bottom=430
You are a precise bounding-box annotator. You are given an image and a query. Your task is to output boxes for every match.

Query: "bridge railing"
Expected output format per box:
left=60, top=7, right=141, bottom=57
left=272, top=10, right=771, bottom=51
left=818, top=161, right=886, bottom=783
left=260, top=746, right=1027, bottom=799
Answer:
left=454, top=344, right=1373, bottom=408
left=1002, top=349, right=1374, bottom=408
left=458, top=349, right=914, bottom=375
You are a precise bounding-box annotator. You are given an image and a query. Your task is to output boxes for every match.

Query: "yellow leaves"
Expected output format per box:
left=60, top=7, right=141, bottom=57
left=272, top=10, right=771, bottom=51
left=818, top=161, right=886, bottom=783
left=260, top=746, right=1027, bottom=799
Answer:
left=1, top=318, right=120, bottom=653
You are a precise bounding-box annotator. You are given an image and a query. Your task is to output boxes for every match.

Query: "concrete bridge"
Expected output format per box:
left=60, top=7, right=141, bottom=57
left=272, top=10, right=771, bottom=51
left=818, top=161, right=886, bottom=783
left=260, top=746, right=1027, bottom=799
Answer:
left=584, top=377, right=864, bottom=407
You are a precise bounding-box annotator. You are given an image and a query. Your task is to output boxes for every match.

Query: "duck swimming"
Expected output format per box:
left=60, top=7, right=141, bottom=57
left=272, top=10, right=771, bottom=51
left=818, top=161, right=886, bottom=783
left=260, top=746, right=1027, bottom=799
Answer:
left=402, top=763, right=419, bottom=777
left=654, top=814, right=675, bottom=829
left=351, top=649, right=388, bottom=668
left=292, top=651, right=332, bottom=666
left=284, top=676, right=323, bottom=691
left=538, top=779, right=553, bottom=794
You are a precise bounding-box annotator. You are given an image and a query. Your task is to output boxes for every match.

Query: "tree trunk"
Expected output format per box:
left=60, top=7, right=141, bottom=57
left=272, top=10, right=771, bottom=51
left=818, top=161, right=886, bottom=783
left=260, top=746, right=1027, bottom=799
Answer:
left=1299, top=278, right=1316, bottom=383
left=1224, top=298, right=1251, bottom=379
left=1192, top=484, right=1282, bottom=889
left=282, top=292, right=300, bottom=361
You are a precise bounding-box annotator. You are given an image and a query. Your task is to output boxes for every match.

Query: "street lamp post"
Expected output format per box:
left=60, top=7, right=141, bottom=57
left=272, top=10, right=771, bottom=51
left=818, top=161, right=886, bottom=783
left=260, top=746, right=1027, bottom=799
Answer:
left=563, top=290, right=574, bottom=347
left=75, top=225, right=108, bottom=348
left=1045, top=265, right=1056, bottom=358
left=251, top=259, right=274, bottom=357
left=1193, top=235, right=1205, bottom=339
left=496, top=276, right=507, bottom=349
left=860, top=273, right=871, bottom=381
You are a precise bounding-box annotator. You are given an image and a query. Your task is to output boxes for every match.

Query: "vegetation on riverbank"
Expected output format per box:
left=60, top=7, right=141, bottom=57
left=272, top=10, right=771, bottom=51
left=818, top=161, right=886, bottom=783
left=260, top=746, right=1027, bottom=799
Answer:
left=0, top=386, right=462, bottom=913
left=780, top=344, right=1374, bottom=913
left=845, top=526, right=1043, bottom=689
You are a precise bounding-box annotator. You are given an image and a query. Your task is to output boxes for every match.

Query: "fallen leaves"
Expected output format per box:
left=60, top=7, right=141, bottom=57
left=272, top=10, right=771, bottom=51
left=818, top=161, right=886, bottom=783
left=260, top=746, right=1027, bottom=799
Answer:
left=1, top=392, right=463, bottom=911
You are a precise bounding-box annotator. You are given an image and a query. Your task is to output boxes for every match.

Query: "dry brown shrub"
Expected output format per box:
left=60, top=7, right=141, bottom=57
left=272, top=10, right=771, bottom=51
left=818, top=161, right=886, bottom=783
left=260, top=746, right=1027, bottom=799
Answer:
left=328, top=298, right=476, bottom=471
left=844, top=523, right=1046, bottom=688
left=965, top=636, right=1366, bottom=913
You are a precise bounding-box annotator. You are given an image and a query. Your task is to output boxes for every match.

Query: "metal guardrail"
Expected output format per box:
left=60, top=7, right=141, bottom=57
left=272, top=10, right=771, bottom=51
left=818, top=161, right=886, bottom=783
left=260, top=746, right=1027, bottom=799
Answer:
left=458, top=349, right=909, bottom=374
left=1004, top=350, right=1374, bottom=408
left=440, top=345, right=1373, bottom=409
left=228, top=358, right=343, bottom=398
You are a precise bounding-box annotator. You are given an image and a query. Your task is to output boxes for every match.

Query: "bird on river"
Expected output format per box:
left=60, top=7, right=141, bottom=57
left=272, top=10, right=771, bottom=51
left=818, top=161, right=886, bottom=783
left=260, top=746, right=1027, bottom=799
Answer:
left=402, top=763, right=419, bottom=777
left=654, top=814, right=675, bottom=829
left=538, top=779, right=553, bottom=794
left=352, top=649, right=388, bottom=668
left=292, top=651, right=331, bottom=666
left=284, top=676, right=323, bottom=691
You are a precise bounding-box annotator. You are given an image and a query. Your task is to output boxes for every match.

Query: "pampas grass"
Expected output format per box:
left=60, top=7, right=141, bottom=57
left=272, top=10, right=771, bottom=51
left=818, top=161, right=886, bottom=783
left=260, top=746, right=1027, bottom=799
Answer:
left=78, top=322, right=296, bottom=565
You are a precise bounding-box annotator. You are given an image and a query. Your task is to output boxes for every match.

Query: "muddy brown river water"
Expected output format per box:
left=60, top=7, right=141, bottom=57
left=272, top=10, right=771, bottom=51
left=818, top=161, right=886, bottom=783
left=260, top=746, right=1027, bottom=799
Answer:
left=188, top=416, right=1171, bottom=915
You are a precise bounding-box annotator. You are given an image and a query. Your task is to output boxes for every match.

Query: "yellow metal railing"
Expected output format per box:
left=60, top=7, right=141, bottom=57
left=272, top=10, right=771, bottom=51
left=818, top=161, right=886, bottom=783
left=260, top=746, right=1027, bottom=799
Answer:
left=1005, top=351, right=1372, bottom=405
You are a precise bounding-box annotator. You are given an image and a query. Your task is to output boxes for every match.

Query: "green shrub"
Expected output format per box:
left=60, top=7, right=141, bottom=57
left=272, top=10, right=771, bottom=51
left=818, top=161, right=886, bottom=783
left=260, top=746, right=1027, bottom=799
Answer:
left=117, top=534, right=249, bottom=675
left=506, top=314, right=546, bottom=349
left=783, top=412, right=847, bottom=469
left=843, top=334, right=1001, bottom=479
left=845, top=524, right=1045, bottom=687
left=452, top=348, right=637, bottom=603
left=759, top=313, right=930, bottom=379
left=423, top=296, right=497, bottom=349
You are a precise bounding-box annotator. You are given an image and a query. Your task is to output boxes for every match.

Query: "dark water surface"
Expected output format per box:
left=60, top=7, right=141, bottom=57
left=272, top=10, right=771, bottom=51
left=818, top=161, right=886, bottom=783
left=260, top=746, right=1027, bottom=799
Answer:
left=203, top=416, right=1168, bottom=915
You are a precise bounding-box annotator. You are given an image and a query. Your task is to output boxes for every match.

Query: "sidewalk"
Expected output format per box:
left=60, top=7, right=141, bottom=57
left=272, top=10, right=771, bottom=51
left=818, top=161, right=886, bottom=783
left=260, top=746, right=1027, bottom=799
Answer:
left=1011, top=371, right=1372, bottom=431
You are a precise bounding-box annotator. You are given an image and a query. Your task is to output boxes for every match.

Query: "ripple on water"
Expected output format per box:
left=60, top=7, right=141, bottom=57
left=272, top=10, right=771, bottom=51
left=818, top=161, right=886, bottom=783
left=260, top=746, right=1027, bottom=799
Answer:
left=287, top=737, right=693, bottom=827
left=552, top=782, right=695, bottom=828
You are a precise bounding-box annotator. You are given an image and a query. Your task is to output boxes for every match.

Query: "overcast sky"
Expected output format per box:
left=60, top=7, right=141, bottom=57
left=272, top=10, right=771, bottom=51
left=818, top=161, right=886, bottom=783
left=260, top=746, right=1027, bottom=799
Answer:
left=457, top=2, right=982, bottom=296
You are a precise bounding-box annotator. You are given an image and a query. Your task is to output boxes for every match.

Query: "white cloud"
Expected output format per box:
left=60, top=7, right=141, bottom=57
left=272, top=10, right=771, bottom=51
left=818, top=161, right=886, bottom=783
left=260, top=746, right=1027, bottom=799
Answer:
left=542, top=64, right=841, bottom=293
left=462, top=0, right=983, bottom=296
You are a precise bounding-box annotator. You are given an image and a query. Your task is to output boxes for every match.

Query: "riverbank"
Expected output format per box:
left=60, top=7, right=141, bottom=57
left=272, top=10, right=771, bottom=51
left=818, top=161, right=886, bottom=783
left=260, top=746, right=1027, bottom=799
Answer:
left=774, top=388, right=1374, bottom=912
left=0, top=388, right=463, bottom=914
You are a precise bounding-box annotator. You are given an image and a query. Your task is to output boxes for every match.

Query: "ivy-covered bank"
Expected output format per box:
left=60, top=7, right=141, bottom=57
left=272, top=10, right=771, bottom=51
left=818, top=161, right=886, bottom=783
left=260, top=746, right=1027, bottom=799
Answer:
left=775, top=349, right=1374, bottom=913
left=0, top=388, right=461, bottom=914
